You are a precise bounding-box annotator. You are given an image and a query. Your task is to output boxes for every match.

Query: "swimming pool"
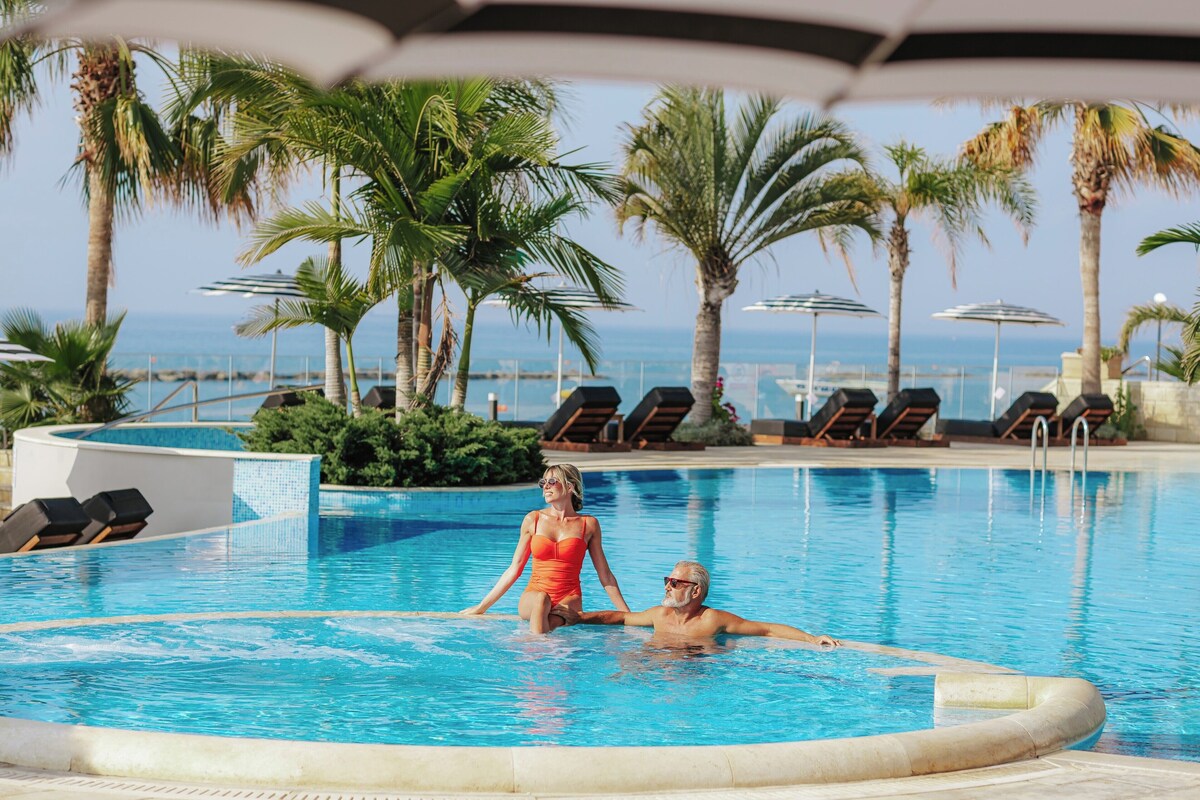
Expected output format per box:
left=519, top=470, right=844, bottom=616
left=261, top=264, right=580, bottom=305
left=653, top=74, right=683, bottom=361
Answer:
left=0, top=467, right=1194, bottom=758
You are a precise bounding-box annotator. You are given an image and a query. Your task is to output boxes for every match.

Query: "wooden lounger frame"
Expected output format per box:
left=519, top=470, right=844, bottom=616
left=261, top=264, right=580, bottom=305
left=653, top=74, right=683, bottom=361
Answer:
left=540, top=404, right=632, bottom=452
left=875, top=404, right=948, bottom=447
left=626, top=403, right=702, bottom=451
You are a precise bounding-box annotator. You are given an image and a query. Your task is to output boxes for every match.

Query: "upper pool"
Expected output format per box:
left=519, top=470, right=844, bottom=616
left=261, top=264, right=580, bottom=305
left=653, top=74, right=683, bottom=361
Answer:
left=0, top=468, right=1195, bottom=758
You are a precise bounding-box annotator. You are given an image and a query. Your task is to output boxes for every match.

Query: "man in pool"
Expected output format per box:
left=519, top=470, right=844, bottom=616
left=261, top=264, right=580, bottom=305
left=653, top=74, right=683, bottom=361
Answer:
left=556, top=560, right=840, bottom=647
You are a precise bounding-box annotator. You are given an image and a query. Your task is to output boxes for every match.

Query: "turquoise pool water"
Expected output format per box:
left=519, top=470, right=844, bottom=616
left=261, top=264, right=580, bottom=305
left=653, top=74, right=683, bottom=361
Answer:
left=0, top=616, right=930, bottom=746
left=0, top=468, right=1195, bottom=756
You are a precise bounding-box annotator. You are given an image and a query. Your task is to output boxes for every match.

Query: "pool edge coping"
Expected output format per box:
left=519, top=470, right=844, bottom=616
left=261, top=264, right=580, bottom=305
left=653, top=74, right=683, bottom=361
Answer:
left=0, top=611, right=1103, bottom=794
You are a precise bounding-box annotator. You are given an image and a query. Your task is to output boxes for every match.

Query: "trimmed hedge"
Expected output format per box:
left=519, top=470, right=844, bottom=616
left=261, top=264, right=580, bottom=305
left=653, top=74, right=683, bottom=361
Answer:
left=239, top=395, right=545, bottom=487
left=673, top=418, right=754, bottom=446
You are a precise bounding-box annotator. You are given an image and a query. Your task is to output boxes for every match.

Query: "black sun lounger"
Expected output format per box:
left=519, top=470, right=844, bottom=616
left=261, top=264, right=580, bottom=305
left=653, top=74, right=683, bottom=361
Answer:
left=0, top=497, right=90, bottom=553
left=540, top=386, right=631, bottom=452
left=261, top=388, right=323, bottom=409
left=873, top=388, right=948, bottom=447
left=362, top=386, right=394, bottom=409
left=78, top=488, right=154, bottom=545
left=936, top=391, right=1059, bottom=444
left=751, top=388, right=883, bottom=447
left=1057, top=394, right=1115, bottom=437
left=623, top=387, right=704, bottom=451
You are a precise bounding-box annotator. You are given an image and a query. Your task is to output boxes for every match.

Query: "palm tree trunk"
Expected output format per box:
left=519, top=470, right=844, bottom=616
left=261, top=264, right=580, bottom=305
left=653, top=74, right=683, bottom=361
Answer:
left=1079, top=208, right=1103, bottom=394
left=450, top=300, right=477, bottom=409
left=886, top=223, right=909, bottom=402
left=84, top=169, right=115, bottom=326
left=690, top=269, right=736, bottom=424
left=324, top=165, right=346, bottom=410
left=395, top=294, right=414, bottom=419
left=344, top=336, right=362, bottom=417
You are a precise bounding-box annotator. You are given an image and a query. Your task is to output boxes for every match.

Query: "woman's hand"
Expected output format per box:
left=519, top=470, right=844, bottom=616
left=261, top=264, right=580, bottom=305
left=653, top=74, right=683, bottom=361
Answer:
left=459, top=605, right=485, bottom=615
left=814, top=634, right=840, bottom=648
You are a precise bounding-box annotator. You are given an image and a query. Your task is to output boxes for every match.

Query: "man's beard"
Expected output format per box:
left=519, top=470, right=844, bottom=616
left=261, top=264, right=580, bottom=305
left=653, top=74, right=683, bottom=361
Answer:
left=662, top=594, right=688, bottom=609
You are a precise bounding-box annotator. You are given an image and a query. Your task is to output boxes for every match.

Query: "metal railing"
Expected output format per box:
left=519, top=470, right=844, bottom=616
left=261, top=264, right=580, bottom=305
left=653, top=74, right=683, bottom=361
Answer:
left=1070, top=416, right=1090, bottom=476
left=77, top=384, right=324, bottom=440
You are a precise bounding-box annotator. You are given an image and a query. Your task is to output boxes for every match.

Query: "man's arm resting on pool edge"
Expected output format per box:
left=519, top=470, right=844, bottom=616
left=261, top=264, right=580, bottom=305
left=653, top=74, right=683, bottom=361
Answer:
left=716, top=611, right=840, bottom=646
left=566, top=608, right=657, bottom=627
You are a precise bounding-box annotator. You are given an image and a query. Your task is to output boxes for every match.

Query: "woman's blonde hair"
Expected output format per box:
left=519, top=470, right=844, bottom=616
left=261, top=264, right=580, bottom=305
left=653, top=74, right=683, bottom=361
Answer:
left=544, top=464, right=584, bottom=511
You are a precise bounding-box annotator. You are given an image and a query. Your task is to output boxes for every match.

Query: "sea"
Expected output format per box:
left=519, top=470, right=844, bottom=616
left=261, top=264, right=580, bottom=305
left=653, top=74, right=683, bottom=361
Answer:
left=94, top=310, right=1145, bottom=424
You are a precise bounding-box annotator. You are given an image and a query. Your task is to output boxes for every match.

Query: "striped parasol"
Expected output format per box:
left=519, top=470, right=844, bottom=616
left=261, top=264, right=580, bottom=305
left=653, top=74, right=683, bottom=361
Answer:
left=194, top=271, right=306, bottom=388
left=485, top=286, right=637, bottom=408
left=0, top=339, right=52, bottom=363
left=743, top=292, right=881, bottom=414
left=12, top=2, right=1200, bottom=105
left=933, top=300, right=1064, bottom=417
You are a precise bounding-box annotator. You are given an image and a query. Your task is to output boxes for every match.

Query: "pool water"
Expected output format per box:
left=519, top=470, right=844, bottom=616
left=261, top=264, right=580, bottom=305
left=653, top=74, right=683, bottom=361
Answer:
left=0, top=468, right=1196, bottom=757
left=0, top=616, right=930, bottom=746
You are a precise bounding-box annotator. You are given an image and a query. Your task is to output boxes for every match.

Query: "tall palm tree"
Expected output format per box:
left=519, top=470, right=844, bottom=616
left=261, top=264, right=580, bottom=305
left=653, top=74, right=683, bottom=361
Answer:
left=964, top=102, right=1200, bottom=394
left=864, top=142, right=1036, bottom=400
left=617, top=87, right=878, bottom=422
left=0, top=4, right=252, bottom=325
left=169, top=52, right=350, bottom=409
left=235, top=256, right=386, bottom=415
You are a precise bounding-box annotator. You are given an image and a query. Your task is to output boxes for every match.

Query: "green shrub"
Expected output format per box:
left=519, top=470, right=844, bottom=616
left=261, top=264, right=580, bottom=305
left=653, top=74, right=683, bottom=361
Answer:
left=673, top=418, right=754, bottom=446
left=239, top=397, right=545, bottom=487
left=1106, top=383, right=1144, bottom=440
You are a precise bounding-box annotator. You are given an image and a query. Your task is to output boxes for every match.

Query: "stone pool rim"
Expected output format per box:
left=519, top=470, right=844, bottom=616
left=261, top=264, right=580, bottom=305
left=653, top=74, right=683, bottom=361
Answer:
left=0, top=610, right=1105, bottom=794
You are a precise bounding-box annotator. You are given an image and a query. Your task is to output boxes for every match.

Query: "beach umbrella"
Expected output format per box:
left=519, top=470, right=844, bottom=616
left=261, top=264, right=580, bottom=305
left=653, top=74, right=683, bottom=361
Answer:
left=0, top=340, right=52, bottom=363
left=932, top=300, right=1064, bottom=418
left=11, top=3, right=1200, bottom=105
left=193, top=270, right=305, bottom=388
left=486, top=286, right=637, bottom=408
left=742, top=292, right=881, bottom=416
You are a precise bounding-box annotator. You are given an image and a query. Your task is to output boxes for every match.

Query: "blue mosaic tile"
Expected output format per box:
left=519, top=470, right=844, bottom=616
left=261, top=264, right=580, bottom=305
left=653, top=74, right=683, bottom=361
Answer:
left=233, top=457, right=320, bottom=523
left=320, top=485, right=540, bottom=516
left=62, top=426, right=246, bottom=452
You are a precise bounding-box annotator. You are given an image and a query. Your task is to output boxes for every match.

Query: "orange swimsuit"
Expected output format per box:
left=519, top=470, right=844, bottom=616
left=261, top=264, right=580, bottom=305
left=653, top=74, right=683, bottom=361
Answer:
left=524, top=514, right=587, bottom=605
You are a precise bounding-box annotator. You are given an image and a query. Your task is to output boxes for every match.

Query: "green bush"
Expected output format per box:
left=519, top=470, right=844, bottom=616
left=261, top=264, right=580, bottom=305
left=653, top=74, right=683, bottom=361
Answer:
left=673, top=418, right=754, bottom=446
left=239, top=396, right=545, bottom=487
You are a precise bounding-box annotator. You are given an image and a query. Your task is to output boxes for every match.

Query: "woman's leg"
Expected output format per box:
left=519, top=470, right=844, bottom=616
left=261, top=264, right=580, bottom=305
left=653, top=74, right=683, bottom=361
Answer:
left=519, top=590, right=553, bottom=634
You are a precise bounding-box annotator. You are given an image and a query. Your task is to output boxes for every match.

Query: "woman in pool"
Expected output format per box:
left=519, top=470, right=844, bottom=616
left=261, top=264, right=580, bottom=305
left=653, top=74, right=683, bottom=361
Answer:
left=460, top=464, right=630, bottom=633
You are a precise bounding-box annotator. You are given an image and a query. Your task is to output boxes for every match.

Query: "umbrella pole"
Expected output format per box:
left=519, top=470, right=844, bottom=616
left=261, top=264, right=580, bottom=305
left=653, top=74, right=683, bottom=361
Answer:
left=556, top=324, right=564, bottom=408
left=990, top=321, right=1001, bottom=418
left=806, top=313, right=818, bottom=418
left=269, top=298, right=279, bottom=389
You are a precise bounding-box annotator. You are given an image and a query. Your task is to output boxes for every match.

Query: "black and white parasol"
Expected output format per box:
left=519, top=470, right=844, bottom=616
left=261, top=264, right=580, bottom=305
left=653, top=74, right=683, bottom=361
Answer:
left=194, top=271, right=305, bottom=388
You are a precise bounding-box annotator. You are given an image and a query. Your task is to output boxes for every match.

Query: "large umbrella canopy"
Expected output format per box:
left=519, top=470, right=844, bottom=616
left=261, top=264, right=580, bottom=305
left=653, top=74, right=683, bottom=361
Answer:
left=485, top=286, right=637, bottom=408
left=0, top=340, right=52, bottom=363
left=743, top=292, right=881, bottom=415
left=932, top=300, right=1064, bottom=417
left=12, top=2, right=1200, bottom=104
left=194, top=271, right=305, bottom=388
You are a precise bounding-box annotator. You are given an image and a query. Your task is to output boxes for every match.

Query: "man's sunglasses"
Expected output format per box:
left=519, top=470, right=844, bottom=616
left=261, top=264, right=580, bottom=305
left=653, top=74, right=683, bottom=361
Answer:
left=663, top=577, right=698, bottom=590
left=537, top=477, right=563, bottom=488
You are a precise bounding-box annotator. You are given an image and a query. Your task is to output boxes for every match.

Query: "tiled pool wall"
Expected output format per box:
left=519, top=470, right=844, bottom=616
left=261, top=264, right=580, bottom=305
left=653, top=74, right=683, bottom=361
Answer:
left=321, top=485, right=540, bottom=516
left=63, top=426, right=247, bottom=452
left=233, top=457, right=321, bottom=523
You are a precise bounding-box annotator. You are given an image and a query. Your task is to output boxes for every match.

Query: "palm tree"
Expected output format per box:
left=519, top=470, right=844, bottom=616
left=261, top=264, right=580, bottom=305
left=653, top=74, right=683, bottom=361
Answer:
left=617, top=87, right=877, bottom=423
left=235, top=256, right=386, bottom=416
left=1116, top=299, right=1191, bottom=379
left=169, top=52, right=350, bottom=409
left=864, top=142, right=1036, bottom=400
left=964, top=102, right=1200, bottom=394
left=0, top=308, right=135, bottom=427
left=1135, top=223, right=1200, bottom=383
left=0, top=5, right=252, bottom=325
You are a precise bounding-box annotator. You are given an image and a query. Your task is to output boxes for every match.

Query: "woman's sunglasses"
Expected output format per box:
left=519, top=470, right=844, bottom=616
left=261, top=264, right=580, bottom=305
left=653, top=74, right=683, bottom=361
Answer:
left=537, top=477, right=563, bottom=488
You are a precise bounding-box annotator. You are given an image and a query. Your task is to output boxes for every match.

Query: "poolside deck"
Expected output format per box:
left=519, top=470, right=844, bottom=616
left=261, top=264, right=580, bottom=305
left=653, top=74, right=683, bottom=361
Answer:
left=1, top=440, right=1198, bottom=799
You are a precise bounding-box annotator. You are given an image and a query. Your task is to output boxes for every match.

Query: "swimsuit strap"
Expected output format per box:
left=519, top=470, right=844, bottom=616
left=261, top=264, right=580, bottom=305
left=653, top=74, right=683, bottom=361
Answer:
left=532, top=513, right=539, bottom=535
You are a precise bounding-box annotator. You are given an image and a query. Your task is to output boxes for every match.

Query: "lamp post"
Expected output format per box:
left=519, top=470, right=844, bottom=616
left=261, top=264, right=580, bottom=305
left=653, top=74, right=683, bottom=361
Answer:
left=1154, top=292, right=1167, bottom=380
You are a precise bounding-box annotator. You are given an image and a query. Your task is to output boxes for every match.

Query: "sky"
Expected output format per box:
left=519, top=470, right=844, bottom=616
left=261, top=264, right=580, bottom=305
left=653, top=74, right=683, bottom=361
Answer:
left=3, top=66, right=1200, bottom=355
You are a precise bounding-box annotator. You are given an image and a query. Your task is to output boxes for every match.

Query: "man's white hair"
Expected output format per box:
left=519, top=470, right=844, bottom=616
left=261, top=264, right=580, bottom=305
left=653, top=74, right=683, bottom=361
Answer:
left=675, top=560, right=710, bottom=601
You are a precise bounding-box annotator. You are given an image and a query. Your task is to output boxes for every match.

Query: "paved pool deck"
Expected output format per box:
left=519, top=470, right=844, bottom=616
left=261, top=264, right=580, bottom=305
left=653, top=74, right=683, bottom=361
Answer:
left=1, top=440, right=1198, bottom=799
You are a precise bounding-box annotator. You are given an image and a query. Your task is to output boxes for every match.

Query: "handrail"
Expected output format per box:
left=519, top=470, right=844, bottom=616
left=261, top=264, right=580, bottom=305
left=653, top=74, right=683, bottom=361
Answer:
left=149, top=380, right=200, bottom=423
left=1070, top=416, right=1090, bottom=476
left=1031, top=415, right=1050, bottom=478
left=77, top=384, right=325, bottom=440
left=1121, top=355, right=1152, bottom=377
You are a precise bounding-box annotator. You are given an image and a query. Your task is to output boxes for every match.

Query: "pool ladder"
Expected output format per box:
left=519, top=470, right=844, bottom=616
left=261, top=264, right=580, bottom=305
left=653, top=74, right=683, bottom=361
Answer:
left=1030, top=415, right=1091, bottom=505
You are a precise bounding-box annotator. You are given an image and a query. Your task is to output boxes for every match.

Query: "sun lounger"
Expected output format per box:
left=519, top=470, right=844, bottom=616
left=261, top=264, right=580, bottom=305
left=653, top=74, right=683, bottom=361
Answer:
left=540, top=386, right=631, bottom=452
left=1057, top=394, right=1114, bottom=436
left=935, top=391, right=1059, bottom=444
left=751, top=388, right=883, bottom=447
left=0, top=497, right=90, bottom=553
left=362, top=386, right=394, bottom=410
left=78, top=488, right=154, bottom=545
left=623, top=387, right=704, bottom=451
left=873, top=387, right=948, bottom=447
left=261, top=388, right=323, bottom=409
